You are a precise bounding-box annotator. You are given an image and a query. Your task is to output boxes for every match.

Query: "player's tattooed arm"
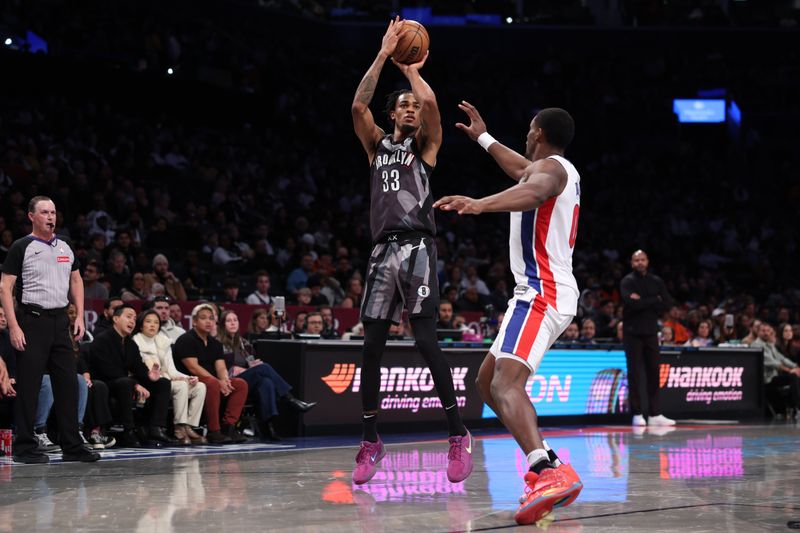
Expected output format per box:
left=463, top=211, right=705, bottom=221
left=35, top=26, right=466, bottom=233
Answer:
left=352, top=17, right=402, bottom=159
left=355, top=74, right=377, bottom=106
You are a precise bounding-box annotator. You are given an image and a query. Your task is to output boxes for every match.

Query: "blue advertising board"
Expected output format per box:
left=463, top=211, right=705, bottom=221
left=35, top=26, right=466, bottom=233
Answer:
left=482, top=349, right=629, bottom=418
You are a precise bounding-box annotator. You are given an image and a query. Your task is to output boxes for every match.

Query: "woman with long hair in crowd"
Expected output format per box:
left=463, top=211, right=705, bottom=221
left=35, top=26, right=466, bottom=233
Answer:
left=133, top=309, right=208, bottom=445
left=217, top=309, right=317, bottom=440
left=685, top=320, right=715, bottom=347
left=246, top=308, right=271, bottom=341
left=777, top=323, right=796, bottom=361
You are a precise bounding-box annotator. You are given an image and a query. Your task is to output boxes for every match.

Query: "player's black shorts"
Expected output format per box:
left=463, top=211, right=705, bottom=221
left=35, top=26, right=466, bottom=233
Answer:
left=361, top=232, right=439, bottom=324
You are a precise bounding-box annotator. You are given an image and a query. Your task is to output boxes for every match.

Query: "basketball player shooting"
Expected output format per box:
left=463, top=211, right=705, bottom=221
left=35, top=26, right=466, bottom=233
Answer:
left=349, top=17, right=473, bottom=486
left=434, top=102, right=584, bottom=525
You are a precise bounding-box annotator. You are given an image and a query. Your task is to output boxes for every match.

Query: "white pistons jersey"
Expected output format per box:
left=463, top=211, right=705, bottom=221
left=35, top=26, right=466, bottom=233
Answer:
left=508, top=154, right=580, bottom=315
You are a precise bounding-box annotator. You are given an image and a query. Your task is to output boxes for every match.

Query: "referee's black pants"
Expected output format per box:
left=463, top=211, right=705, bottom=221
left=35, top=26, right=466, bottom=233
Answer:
left=623, top=333, right=662, bottom=417
left=14, top=309, right=83, bottom=456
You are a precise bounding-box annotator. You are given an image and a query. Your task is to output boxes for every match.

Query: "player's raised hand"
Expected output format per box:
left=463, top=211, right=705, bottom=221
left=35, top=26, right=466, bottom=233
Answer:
left=380, top=16, right=403, bottom=57
left=455, top=101, right=488, bottom=141
left=392, top=50, right=429, bottom=73
left=433, top=195, right=483, bottom=215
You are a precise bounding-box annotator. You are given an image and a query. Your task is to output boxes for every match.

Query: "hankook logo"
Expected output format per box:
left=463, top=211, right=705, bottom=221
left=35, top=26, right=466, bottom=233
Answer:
left=321, top=364, right=468, bottom=394
left=321, top=363, right=356, bottom=394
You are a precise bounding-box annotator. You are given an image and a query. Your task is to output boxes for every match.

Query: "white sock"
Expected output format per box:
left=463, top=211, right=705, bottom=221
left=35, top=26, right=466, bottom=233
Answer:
left=542, top=439, right=563, bottom=467
left=526, top=448, right=550, bottom=470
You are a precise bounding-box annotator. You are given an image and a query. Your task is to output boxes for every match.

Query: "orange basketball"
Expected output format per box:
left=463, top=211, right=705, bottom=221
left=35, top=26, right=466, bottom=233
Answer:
left=394, top=20, right=429, bottom=65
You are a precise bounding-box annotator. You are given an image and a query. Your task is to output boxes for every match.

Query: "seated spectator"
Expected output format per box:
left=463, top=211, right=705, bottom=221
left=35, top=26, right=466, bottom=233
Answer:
left=579, top=318, right=597, bottom=344
left=93, top=297, right=123, bottom=335
left=442, top=286, right=459, bottom=309
left=293, top=311, right=308, bottom=334
left=286, top=254, right=314, bottom=295
left=560, top=321, right=580, bottom=342
left=303, top=312, right=324, bottom=336
left=144, top=254, right=188, bottom=301
left=147, top=217, right=173, bottom=250
left=105, top=251, right=131, bottom=296
left=660, top=325, right=676, bottom=346
left=456, top=286, right=488, bottom=313
left=685, top=320, right=714, bottom=347
left=437, top=301, right=455, bottom=329
left=169, top=302, right=185, bottom=327
left=148, top=281, right=167, bottom=300
left=489, top=279, right=510, bottom=313
left=344, top=276, right=364, bottom=308
left=306, top=275, right=331, bottom=306
left=663, top=305, right=691, bottom=344
left=741, top=318, right=762, bottom=346
left=296, top=287, right=313, bottom=307
left=790, top=325, right=800, bottom=363
left=752, top=323, right=800, bottom=414
left=319, top=306, right=340, bottom=339
left=112, top=229, right=138, bottom=268
left=442, top=265, right=463, bottom=295
left=593, top=300, right=619, bottom=338
left=460, top=265, right=490, bottom=296
left=121, top=271, right=147, bottom=301
left=222, top=278, right=243, bottom=303
left=83, top=260, right=109, bottom=302
left=133, top=310, right=207, bottom=445
left=246, top=308, right=272, bottom=341
left=212, top=233, right=245, bottom=266
left=172, top=304, right=248, bottom=444
left=245, top=271, right=275, bottom=306
left=84, top=233, right=107, bottom=266
left=317, top=271, right=345, bottom=305
left=776, top=323, right=795, bottom=361
left=89, top=305, right=175, bottom=447
left=713, top=310, right=737, bottom=344
left=226, top=225, right=255, bottom=262
left=217, top=310, right=316, bottom=440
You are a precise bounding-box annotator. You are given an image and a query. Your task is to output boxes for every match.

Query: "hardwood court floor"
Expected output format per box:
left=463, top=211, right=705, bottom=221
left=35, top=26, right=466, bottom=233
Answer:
left=1, top=422, right=798, bottom=531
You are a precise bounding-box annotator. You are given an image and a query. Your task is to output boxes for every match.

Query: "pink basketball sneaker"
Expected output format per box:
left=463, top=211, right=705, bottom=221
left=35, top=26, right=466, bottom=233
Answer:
left=352, top=439, right=386, bottom=485
left=446, top=430, right=474, bottom=483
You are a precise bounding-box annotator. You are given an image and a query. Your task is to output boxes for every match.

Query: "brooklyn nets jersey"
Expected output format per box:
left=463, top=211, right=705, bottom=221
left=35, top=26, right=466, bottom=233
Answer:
left=369, top=135, right=436, bottom=243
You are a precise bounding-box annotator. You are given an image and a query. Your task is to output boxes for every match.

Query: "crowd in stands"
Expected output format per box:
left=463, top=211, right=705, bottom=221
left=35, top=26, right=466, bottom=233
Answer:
left=0, top=297, right=317, bottom=450
left=2, top=1, right=800, bottom=434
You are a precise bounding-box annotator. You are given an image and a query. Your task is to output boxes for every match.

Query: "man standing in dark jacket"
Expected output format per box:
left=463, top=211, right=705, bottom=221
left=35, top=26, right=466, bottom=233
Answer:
left=621, top=250, right=675, bottom=427
left=90, top=305, right=174, bottom=446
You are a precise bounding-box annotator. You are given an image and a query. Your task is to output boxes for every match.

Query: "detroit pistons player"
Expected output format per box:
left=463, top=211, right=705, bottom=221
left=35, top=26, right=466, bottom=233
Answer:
left=434, top=102, right=583, bottom=525
left=349, top=18, right=472, bottom=486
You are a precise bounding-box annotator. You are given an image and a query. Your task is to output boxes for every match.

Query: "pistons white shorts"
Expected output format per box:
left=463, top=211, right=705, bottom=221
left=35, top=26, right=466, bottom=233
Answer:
left=490, top=285, right=574, bottom=373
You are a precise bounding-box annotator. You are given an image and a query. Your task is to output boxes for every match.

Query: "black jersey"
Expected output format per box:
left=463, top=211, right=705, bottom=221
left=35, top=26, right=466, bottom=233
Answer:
left=369, top=135, right=436, bottom=243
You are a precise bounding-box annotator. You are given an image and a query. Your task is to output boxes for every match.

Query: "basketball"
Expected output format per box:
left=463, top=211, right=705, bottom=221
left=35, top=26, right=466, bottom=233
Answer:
left=394, top=20, right=429, bottom=65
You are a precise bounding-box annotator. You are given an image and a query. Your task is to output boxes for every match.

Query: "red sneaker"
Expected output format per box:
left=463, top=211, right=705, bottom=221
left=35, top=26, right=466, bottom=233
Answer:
left=553, top=463, right=583, bottom=509
left=514, top=467, right=581, bottom=525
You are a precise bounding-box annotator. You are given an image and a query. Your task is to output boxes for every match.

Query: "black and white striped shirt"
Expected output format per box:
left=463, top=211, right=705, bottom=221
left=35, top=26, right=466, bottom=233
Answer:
left=1, top=235, right=79, bottom=309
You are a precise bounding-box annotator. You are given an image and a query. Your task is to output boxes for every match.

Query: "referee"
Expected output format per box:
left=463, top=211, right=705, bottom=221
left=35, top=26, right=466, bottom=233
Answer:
left=0, top=196, right=100, bottom=463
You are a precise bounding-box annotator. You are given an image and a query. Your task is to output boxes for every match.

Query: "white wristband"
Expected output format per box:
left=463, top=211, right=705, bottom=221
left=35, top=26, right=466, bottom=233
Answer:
left=477, top=132, right=497, bottom=151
